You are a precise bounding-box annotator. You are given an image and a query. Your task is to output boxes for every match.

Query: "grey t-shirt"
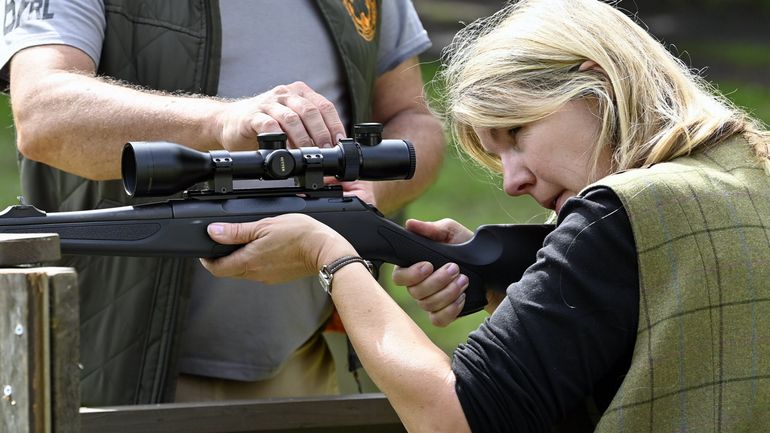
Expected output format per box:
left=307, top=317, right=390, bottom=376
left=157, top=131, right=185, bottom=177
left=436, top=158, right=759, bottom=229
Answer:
left=1, top=0, right=431, bottom=381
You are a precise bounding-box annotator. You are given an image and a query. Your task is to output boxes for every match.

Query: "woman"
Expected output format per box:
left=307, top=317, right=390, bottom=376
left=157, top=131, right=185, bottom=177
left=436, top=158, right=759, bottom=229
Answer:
left=201, top=0, right=770, bottom=431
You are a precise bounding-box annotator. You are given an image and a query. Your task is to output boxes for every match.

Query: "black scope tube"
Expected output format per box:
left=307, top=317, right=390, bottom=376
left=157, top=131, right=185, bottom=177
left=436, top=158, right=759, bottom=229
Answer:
left=122, top=139, right=415, bottom=197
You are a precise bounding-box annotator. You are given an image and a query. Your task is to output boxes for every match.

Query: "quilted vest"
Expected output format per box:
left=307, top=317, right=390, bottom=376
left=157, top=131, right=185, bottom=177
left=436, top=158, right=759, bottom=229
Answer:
left=18, top=0, right=381, bottom=405
left=588, top=134, right=770, bottom=431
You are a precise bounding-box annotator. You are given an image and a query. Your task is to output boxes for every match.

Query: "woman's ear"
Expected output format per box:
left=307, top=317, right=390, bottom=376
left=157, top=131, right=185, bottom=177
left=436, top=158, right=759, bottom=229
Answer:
left=578, top=60, right=605, bottom=74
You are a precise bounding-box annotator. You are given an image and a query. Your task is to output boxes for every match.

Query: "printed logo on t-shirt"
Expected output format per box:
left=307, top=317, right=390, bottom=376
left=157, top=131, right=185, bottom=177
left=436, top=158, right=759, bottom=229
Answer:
left=4, top=0, right=55, bottom=35
left=343, top=0, right=376, bottom=42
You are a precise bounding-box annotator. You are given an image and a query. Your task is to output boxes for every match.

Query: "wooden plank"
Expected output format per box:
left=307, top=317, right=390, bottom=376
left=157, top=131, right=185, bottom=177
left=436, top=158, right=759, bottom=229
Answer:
left=80, top=393, right=407, bottom=433
left=0, top=271, right=49, bottom=433
left=0, top=234, right=60, bottom=267
left=0, top=267, right=79, bottom=433
left=47, top=270, right=80, bottom=433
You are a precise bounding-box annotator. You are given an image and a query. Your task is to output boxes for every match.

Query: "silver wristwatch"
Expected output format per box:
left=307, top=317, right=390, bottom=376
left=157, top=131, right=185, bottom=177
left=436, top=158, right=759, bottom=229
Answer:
left=318, top=255, right=374, bottom=295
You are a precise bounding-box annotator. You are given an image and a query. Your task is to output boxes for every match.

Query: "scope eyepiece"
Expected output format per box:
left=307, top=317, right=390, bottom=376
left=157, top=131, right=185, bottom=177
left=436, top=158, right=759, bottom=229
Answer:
left=122, top=124, right=416, bottom=197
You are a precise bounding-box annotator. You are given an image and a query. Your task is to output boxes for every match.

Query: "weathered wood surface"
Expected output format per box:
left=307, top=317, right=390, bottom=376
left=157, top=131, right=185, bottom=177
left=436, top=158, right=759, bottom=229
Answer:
left=1, top=230, right=79, bottom=433
left=0, top=233, right=61, bottom=267
left=47, top=270, right=80, bottom=433
left=0, top=269, right=48, bottom=433
left=80, top=393, right=407, bottom=433
left=0, top=267, right=79, bottom=433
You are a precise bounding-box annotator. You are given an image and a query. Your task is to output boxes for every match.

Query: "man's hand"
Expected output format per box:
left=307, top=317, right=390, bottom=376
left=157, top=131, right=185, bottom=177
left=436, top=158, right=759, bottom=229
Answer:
left=324, top=178, right=378, bottom=208
left=391, top=218, right=474, bottom=327
left=215, top=81, right=347, bottom=151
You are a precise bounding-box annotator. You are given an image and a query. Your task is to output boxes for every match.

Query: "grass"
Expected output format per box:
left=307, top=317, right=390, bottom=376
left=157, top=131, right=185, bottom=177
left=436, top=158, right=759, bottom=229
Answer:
left=0, top=98, right=18, bottom=205
left=678, top=41, right=770, bottom=68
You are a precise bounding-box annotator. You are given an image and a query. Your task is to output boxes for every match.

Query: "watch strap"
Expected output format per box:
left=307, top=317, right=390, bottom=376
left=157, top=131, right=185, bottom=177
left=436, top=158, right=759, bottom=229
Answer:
left=319, top=255, right=374, bottom=294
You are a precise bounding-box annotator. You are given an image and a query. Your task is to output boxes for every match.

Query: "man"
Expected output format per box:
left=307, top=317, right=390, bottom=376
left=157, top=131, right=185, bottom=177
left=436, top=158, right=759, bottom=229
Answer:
left=1, top=0, right=443, bottom=405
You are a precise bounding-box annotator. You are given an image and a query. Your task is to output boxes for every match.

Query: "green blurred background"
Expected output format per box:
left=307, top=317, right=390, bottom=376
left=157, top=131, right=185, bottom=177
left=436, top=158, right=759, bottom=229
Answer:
left=2, top=0, right=770, bottom=355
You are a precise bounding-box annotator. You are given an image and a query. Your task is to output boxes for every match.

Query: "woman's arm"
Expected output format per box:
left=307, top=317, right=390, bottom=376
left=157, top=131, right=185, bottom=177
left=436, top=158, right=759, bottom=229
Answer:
left=200, top=215, right=472, bottom=433
left=199, top=187, right=638, bottom=433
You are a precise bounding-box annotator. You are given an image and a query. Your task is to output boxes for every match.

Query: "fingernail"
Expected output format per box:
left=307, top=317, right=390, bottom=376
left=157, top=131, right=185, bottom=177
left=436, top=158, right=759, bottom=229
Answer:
left=208, top=223, right=224, bottom=236
left=446, top=263, right=459, bottom=276
left=419, top=262, right=432, bottom=276
left=456, top=274, right=469, bottom=288
left=454, top=293, right=466, bottom=306
left=335, top=133, right=345, bottom=143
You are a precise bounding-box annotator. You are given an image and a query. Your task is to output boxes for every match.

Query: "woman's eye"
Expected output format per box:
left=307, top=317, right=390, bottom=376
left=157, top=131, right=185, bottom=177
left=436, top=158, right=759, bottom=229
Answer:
left=507, top=127, right=523, bottom=150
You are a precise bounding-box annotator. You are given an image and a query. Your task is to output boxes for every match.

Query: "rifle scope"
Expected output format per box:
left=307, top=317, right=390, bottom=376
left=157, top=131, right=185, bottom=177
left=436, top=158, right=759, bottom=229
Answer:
left=122, top=123, right=416, bottom=197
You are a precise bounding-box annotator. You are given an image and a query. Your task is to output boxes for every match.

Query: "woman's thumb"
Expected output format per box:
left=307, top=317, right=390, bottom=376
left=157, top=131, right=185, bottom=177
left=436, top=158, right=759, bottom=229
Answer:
left=207, top=222, right=256, bottom=245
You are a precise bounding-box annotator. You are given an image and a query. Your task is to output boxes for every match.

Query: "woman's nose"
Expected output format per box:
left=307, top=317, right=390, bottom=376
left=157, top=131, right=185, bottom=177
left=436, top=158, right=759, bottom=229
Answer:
left=502, top=158, right=535, bottom=196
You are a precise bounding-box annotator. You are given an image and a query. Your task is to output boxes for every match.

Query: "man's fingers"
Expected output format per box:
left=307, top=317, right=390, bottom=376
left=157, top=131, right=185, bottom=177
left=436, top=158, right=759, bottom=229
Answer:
left=262, top=103, right=314, bottom=148
left=299, top=90, right=346, bottom=145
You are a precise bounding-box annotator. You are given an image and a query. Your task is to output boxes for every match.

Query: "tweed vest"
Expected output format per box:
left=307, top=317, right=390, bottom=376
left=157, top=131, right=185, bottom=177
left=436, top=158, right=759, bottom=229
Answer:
left=18, top=0, right=381, bottom=405
left=587, top=135, right=770, bottom=431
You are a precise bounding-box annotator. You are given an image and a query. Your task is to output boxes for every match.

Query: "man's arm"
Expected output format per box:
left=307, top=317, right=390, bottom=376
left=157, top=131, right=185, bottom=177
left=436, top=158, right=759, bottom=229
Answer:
left=9, top=45, right=347, bottom=180
left=369, top=56, right=444, bottom=215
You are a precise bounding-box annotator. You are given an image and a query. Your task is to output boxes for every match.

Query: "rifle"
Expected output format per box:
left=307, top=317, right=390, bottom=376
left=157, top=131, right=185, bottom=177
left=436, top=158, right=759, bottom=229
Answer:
left=0, top=124, right=553, bottom=316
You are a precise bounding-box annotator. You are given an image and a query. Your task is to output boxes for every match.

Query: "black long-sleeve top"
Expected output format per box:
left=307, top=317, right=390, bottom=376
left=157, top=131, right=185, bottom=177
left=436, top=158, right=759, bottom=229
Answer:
left=453, top=186, right=639, bottom=433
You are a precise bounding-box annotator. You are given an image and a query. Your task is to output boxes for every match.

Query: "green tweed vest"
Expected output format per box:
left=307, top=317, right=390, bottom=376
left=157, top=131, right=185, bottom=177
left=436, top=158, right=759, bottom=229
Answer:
left=587, top=135, right=770, bottom=431
left=17, top=0, right=381, bottom=406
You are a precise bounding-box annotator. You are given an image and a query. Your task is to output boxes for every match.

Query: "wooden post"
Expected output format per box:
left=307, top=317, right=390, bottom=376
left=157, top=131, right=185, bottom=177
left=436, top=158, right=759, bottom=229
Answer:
left=0, top=234, right=80, bottom=433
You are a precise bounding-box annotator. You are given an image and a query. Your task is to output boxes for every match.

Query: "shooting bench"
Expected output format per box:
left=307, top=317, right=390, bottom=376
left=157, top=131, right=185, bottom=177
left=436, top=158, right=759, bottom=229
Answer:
left=0, top=233, right=405, bottom=433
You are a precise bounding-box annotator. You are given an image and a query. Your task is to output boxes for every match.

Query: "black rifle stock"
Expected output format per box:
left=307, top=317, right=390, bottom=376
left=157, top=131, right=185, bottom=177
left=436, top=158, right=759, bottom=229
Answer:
left=0, top=125, right=554, bottom=316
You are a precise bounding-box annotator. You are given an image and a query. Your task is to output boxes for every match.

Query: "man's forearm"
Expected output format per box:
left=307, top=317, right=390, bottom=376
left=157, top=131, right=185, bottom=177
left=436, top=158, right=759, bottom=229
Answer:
left=13, top=70, right=225, bottom=180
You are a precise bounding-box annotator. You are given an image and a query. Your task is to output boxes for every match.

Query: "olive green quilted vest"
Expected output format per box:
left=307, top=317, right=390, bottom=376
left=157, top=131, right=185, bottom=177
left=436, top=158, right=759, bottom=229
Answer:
left=588, top=135, right=770, bottom=431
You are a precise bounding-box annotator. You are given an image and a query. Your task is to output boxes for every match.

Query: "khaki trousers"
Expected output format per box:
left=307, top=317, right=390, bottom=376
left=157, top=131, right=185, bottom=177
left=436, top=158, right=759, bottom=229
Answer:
left=175, top=332, right=338, bottom=401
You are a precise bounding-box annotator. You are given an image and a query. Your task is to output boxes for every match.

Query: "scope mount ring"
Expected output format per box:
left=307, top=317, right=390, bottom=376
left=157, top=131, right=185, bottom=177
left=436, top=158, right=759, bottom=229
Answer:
left=210, top=150, right=234, bottom=194
left=301, top=151, right=324, bottom=190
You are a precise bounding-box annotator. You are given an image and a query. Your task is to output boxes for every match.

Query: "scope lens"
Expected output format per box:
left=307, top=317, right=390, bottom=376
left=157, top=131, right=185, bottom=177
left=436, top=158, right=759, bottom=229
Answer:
left=121, top=144, right=138, bottom=196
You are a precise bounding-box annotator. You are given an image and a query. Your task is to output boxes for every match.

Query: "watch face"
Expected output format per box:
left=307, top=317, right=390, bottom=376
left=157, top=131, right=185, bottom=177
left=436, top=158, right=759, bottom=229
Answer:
left=319, top=270, right=333, bottom=294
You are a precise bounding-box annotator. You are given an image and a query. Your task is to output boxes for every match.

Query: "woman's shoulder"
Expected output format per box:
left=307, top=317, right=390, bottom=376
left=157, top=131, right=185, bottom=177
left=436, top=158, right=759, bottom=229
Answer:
left=593, top=133, right=762, bottom=195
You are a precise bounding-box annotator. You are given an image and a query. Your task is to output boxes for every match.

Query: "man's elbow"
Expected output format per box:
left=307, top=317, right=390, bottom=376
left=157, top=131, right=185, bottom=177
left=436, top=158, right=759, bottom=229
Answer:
left=14, top=108, right=53, bottom=164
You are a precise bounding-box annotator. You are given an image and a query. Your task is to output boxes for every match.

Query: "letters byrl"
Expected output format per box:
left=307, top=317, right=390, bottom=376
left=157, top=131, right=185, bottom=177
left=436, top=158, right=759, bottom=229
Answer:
left=4, top=0, right=55, bottom=35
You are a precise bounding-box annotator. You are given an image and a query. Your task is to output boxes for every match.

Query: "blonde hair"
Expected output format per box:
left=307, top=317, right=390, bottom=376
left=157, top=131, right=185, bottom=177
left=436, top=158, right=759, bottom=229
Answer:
left=437, top=0, right=770, bottom=177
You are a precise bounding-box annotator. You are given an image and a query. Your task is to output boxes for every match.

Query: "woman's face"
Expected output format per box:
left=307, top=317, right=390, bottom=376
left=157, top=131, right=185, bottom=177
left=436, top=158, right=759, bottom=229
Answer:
left=473, top=98, right=612, bottom=214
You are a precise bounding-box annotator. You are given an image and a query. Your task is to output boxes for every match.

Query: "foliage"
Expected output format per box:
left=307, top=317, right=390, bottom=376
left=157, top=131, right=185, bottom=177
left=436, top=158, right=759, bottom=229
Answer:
left=0, top=98, right=18, bottom=205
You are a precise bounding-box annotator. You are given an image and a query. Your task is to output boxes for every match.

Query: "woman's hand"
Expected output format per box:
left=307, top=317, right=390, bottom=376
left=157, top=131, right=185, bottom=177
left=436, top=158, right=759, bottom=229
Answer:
left=392, top=218, right=474, bottom=327
left=200, top=214, right=356, bottom=284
